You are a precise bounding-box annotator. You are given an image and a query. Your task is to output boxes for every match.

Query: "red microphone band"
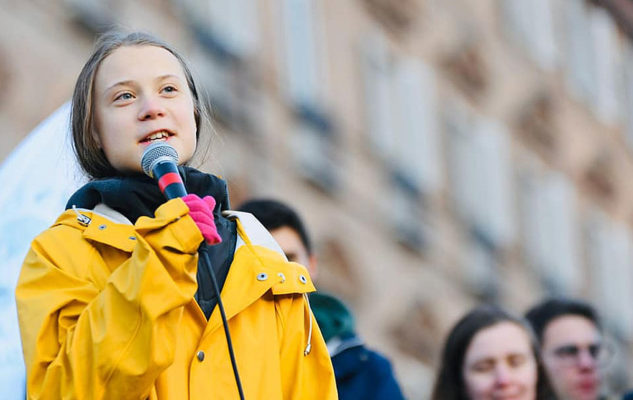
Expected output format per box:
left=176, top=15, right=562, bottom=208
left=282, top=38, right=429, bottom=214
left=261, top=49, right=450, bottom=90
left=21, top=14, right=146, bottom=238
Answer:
left=158, top=172, right=184, bottom=194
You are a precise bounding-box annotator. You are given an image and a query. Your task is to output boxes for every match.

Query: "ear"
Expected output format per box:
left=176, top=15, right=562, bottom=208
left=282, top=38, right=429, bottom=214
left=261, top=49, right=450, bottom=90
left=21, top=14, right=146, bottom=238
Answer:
left=91, top=128, right=102, bottom=148
left=307, top=254, right=318, bottom=281
left=90, top=112, right=102, bottom=148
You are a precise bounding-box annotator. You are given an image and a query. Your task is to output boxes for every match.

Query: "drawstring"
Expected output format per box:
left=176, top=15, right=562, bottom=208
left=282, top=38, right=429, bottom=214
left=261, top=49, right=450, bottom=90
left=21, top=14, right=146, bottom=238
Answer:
left=72, top=205, right=91, bottom=226
left=303, top=293, right=313, bottom=356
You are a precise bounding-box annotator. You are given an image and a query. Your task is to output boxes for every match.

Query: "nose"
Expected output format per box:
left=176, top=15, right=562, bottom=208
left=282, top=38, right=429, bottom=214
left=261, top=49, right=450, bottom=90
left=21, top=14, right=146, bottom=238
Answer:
left=577, top=348, right=597, bottom=370
left=494, top=365, right=512, bottom=386
left=138, top=96, right=165, bottom=120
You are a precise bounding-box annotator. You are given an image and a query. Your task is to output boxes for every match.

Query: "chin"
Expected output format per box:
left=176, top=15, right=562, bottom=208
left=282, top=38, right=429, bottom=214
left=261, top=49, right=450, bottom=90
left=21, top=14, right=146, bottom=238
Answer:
left=171, top=144, right=195, bottom=164
left=574, top=390, right=599, bottom=400
left=490, top=388, right=533, bottom=400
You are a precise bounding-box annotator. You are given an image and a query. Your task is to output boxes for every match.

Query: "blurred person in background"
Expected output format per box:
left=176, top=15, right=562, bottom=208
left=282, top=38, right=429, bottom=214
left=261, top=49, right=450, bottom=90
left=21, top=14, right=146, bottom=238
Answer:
left=525, top=298, right=612, bottom=400
left=431, top=304, right=554, bottom=400
left=238, top=198, right=405, bottom=400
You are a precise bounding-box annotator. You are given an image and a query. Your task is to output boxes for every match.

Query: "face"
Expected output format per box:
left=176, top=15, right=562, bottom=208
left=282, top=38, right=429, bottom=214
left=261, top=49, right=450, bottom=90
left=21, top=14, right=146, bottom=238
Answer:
left=463, top=321, right=538, bottom=400
left=270, top=226, right=317, bottom=278
left=93, top=45, right=197, bottom=174
left=541, top=315, right=603, bottom=400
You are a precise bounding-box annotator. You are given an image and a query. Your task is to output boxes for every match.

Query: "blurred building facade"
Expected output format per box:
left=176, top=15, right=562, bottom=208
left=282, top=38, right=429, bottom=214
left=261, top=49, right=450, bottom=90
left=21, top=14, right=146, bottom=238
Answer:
left=2, top=0, right=633, bottom=397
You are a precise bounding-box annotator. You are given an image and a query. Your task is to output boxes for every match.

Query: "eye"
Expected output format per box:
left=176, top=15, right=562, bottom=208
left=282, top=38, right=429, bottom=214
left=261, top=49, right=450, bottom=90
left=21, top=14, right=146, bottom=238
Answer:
left=114, top=92, right=134, bottom=102
left=588, top=343, right=602, bottom=359
left=471, top=360, right=495, bottom=373
left=508, top=353, right=528, bottom=367
left=553, top=344, right=579, bottom=358
left=161, top=85, right=178, bottom=94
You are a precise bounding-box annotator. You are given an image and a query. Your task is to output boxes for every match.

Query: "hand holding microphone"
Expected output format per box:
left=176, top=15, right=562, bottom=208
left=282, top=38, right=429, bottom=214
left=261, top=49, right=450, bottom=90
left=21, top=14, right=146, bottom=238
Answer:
left=141, top=142, right=221, bottom=245
left=182, top=194, right=222, bottom=244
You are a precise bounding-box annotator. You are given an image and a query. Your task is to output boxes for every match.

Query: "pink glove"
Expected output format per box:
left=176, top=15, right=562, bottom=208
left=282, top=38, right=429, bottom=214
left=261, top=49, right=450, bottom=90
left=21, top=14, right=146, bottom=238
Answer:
left=182, top=194, right=222, bottom=245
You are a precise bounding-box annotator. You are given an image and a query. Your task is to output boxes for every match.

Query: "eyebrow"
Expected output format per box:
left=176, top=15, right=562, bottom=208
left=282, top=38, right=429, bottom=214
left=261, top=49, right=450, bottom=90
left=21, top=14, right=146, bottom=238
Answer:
left=104, top=74, right=183, bottom=93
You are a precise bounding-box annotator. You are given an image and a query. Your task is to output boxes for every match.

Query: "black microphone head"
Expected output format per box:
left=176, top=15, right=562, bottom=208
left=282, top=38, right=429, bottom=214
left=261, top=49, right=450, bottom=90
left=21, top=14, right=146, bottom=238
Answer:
left=141, top=141, right=179, bottom=178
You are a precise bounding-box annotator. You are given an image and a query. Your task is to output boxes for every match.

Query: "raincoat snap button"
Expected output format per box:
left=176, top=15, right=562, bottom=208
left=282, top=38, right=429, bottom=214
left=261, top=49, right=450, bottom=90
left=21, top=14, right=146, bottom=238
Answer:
left=278, top=272, right=286, bottom=283
left=98, top=224, right=107, bottom=230
left=128, top=236, right=136, bottom=240
left=197, top=351, right=205, bottom=361
left=257, top=273, right=268, bottom=281
left=299, top=275, right=308, bottom=284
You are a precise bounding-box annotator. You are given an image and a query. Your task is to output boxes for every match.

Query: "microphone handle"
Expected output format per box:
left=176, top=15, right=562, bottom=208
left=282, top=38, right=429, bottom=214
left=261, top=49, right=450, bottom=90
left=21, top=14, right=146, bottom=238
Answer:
left=153, top=161, right=188, bottom=199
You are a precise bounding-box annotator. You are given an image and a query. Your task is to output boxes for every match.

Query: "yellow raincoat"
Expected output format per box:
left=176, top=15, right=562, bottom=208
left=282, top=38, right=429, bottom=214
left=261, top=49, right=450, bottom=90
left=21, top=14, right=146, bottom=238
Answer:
left=16, top=199, right=337, bottom=399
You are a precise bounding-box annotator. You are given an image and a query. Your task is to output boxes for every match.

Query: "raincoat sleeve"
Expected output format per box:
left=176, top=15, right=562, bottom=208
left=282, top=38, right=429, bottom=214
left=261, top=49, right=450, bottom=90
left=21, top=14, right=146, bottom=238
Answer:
left=277, top=293, right=338, bottom=399
left=15, top=198, right=202, bottom=399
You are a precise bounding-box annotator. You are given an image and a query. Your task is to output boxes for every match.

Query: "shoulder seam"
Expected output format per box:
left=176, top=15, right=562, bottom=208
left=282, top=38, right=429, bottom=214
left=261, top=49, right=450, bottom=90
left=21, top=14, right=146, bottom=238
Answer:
left=223, top=210, right=287, bottom=259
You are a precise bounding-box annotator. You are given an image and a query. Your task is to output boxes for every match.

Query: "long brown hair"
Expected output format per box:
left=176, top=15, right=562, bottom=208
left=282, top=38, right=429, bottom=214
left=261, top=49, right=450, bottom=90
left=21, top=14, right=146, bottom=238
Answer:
left=71, top=30, right=211, bottom=179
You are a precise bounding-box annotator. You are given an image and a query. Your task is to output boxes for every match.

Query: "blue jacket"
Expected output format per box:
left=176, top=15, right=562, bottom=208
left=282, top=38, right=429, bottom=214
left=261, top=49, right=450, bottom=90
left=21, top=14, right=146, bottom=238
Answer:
left=310, top=292, right=405, bottom=400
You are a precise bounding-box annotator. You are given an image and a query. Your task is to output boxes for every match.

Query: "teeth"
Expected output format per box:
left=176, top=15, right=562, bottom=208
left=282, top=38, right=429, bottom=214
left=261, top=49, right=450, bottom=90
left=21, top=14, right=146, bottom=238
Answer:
left=146, top=131, right=169, bottom=141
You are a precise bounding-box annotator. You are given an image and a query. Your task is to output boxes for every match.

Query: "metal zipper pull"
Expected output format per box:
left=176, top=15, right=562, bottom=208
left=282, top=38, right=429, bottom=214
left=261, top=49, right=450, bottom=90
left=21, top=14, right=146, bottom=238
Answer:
left=72, top=205, right=91, bottom=226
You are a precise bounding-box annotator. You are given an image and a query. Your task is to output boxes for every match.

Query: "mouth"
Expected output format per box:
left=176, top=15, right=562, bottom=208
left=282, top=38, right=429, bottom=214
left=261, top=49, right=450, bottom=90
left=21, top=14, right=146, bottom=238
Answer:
left=492, top=387, right=525, bottom=400
left=577, top=379, right=598, bottom=393
left=140, top=130, right=174, bottom=144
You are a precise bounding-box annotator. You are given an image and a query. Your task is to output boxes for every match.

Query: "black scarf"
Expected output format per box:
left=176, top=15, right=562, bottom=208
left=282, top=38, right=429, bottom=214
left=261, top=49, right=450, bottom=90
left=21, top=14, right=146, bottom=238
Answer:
left=66, top=166, right=236, bottom=319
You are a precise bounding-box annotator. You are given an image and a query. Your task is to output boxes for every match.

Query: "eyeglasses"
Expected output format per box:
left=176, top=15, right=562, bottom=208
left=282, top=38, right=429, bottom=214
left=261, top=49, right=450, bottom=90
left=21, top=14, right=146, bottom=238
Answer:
left=549, top=342, right=614, bottom=368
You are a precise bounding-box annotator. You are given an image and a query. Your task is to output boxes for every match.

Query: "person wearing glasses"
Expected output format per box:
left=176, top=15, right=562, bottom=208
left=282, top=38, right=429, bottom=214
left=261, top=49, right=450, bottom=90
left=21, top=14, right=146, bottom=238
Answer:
left=525, top=298, right=611, bottom=400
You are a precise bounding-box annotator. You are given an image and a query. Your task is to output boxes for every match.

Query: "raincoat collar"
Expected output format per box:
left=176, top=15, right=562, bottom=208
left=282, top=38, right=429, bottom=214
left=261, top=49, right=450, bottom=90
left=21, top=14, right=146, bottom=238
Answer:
left=202, top=217, right=316, bottom=338
left=65, top=166, right=230, bottom=223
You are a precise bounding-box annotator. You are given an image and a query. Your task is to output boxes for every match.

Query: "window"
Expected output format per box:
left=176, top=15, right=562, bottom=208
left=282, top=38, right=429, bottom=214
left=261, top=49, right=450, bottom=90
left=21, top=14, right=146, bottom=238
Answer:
left=463, top=238, right=499, bottom=301
left=390, top=171, right=428, bottom=252
left=446, top=103, right=477, bottom=227
left=194, top=51, right=233, bottom=116
left=281, top=0, right=327, bottom=107
left=589, top=6, right=622, bottom=125
left=188, top=0, right=261, bottom=133
left=623, top=43, right=633, bottom=149
left=182, top=0, right=259, bottom=59
left=64, top=0, right=114, bottom=34
left=361, top=32, right=441, bottom=194
left=360, top=35, right=441, bottom=248
left=586, top=211, right=633, bottom=337
left=291, top=119, right=338, bottom=192
left=521, top=170, right=579, bottom=293
left=191, top=49, right=255, bottom=133
left=474, top=120, right=514, bottom=247
left=447, top=105, right=515, bottom=248
left=208, top=0, right=259, bottom=57
left=563, top=1, right=623, bottom=125
left=279, top=0, right=337, bottom=190
left=392, top=58, right=441, bottom=193
left=361, top=31, right=396, bottom=161
left=501, top=0, right=558, bottom=70
left=562, top=0, right=596, bottom=105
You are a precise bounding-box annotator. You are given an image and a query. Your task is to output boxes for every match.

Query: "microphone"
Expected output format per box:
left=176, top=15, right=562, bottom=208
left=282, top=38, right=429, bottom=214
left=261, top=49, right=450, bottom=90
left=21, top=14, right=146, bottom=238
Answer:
left=141, top=141, right=187, bottom=199
left=142, top=143, right=244, bottom=399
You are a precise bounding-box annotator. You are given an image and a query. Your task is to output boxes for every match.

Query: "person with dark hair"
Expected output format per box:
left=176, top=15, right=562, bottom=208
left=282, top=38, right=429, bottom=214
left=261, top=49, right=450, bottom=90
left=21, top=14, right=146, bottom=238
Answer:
left=238, top=198, right=405, bottom=400
left=238, top=199, right=316, bottom=276
left=15, top=31, right=336, bottom=398
left=431, top=304, right=554, bottom=400
left=525, top=298, right=611, bottom=400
